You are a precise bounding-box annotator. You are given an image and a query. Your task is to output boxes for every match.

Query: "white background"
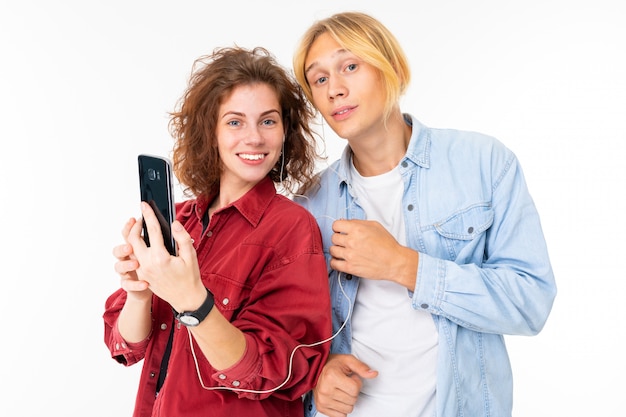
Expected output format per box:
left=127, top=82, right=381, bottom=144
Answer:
left=1, top=1, right=624, bottom=415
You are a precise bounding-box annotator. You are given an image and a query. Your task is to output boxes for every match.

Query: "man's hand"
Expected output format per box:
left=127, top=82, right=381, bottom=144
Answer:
left=330, top=219, right=418, bottom=290
left=313, top=354, right=378, bottom=417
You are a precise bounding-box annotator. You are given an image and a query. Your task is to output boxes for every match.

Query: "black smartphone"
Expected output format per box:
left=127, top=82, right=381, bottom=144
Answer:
left=138, top=154, right=177, bottom=255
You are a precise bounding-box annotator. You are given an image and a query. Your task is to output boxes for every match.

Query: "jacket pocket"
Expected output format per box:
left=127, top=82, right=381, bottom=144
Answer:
left=431, top=202, right=494, bottom=262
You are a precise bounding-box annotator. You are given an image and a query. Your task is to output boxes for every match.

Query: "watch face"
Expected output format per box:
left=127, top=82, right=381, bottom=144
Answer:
left=180, top=315, right=200, bottom=327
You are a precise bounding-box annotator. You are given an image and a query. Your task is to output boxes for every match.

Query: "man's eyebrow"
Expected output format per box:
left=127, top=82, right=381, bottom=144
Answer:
left=305, top=48, right=349, bottom=76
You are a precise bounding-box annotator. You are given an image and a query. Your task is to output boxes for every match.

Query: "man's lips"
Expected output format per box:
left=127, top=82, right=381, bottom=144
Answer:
left=332, top=105, right=356, bottom=120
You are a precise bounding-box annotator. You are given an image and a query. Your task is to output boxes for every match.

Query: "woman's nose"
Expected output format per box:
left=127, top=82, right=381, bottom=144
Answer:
left=243, top=126, right=264, bottom=145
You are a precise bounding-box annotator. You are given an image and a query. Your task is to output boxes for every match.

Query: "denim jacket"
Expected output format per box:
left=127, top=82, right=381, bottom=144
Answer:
left=296, top=115, right=556, bottom=417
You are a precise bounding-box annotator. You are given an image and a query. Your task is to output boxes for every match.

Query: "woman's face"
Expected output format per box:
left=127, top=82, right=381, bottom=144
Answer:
left=216, top=83, right=284, bottom=196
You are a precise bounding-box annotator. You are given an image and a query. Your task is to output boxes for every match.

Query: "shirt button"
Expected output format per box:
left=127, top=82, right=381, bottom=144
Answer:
left=232, top=380, right=241, bottom=387
left=222, top=298, right=230, bottom=306
left=207, top=231, right=213, bottom=237
left=115, top=343, right=120, bottom=350
left=218, top=374, right=226, bottom=380
left=420, top=303, right=429, bottom=309
left=150, top=372, right=156, bottom=378
left=160, top=323, right=168, bottom=330
left=467, top=227, right=474, bottom=233
left=121, top=342, right=127, bottom=349
left=401, top=161, right=408, bottom=168
left=345, top=274, right=353, bottom=280
left=407, top=204, right=414, bottom=211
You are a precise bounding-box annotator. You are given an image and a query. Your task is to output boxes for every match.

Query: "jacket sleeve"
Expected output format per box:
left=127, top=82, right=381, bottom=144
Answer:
left=413, top=151, right=556, bottom=336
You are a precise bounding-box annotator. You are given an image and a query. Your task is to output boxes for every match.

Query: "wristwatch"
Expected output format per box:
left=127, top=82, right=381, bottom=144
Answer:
left=174, top=288, right=215, bottom=327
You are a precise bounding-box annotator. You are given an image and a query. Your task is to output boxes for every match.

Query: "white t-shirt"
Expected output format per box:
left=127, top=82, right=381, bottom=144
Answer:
left=324, top=163, right=438, bottom=417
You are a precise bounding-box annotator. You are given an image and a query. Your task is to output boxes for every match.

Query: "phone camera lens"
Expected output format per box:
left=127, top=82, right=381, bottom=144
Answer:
left=148, top=168, right=157, bottom=180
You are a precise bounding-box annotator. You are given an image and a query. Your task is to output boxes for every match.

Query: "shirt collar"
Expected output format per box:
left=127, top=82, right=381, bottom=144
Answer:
left=191, top=176, right=276, bottom=227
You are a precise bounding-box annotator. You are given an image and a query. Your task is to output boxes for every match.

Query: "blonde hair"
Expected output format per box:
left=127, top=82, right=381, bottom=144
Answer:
left=293, top=11, right=410, bottom=121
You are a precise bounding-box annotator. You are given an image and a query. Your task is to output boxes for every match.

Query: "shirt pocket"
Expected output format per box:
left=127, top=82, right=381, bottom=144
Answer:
left=205, top=273, right=252, bottom=320
left=431, top=202, right=494, bottom=263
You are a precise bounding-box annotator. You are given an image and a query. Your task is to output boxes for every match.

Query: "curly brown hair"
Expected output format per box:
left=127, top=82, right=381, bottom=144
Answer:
left=169, top=46, right=321, bottom=198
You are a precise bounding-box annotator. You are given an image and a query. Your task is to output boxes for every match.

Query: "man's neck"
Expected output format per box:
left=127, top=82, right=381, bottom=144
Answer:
left=350, top=113, right=411, bottom=177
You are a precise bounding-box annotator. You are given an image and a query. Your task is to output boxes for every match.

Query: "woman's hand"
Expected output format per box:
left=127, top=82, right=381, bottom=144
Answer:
left=113, top=217, right=151, bottom=301
left=126, top=202, right=206, bottom=313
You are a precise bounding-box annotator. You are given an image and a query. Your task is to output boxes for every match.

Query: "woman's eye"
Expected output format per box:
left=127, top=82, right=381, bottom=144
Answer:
left=227, top=120, right=241, bottom=127
left=315, top=76, right=328, bottom=85
left=262, top=119, right=277, bottom=126
left=346, top=63, right=357, bottom=72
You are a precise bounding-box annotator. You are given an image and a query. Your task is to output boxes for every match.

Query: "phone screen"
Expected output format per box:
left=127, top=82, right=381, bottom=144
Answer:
left=138, top=154, right=177, bottom=255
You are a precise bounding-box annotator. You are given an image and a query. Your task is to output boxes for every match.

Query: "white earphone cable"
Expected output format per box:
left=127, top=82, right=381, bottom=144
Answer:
left=188, top=270, right=353, bottom=394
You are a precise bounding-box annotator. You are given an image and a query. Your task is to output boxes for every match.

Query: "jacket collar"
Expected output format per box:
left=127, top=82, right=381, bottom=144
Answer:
left=334, top=114, right=431, bottom=193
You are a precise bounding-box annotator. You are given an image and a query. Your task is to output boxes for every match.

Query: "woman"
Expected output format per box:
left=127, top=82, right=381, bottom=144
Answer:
left=103, top=46, right=332, bottom=417
left=292, top=11, right=556, bottom=417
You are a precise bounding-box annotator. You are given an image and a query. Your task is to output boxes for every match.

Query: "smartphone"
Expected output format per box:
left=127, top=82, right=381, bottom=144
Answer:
left=138, top=154, right=177, bottom=255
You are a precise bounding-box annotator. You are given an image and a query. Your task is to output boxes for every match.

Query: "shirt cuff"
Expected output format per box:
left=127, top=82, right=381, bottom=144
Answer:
left=110, top=320, right=151, bottom=365
left=211, top=333, right=260, bottom=391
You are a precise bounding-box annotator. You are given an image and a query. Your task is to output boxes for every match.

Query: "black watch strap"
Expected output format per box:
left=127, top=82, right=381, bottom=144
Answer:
left=173, top=288, right=214, bottom=327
